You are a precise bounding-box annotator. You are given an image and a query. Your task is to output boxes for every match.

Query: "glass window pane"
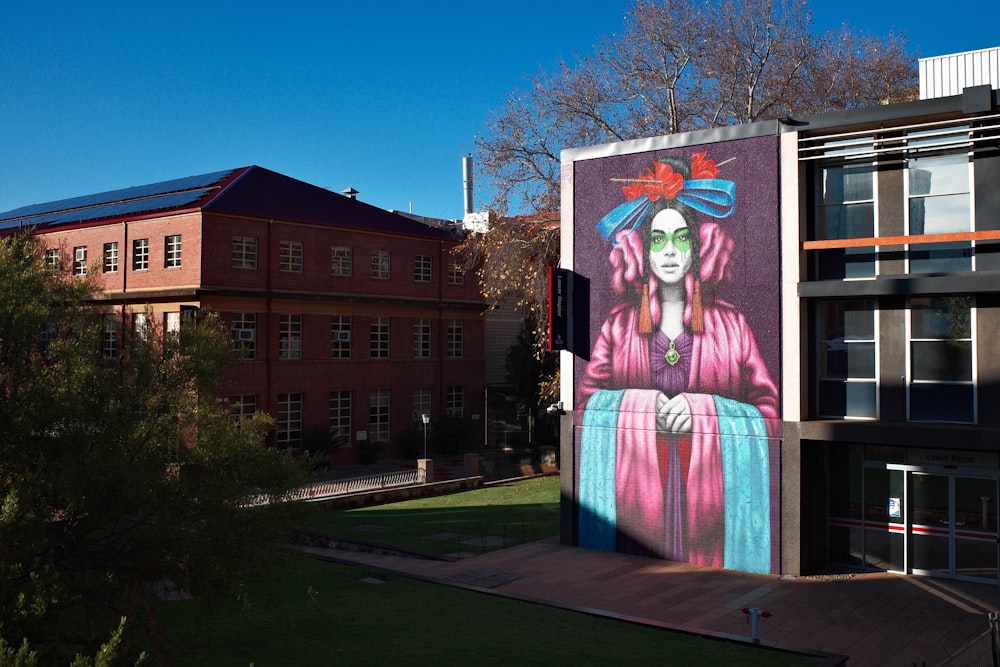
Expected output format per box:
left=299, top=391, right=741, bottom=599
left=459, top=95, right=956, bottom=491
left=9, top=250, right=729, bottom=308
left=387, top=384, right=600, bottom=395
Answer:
left=909, top=241, right=972, bottom=274
left=819, top=381, right=877, bottom=418
left=843, top=304, right=875, bottom=339
left=821, top=164, right=873, bottom=203
left=910, top=384, right=974, bottom=422
left=909, top=194, right=970, bottom=235
left=912, top=341, right=972, bottom=381
left=908, top=155, right=969, bottom=196
left=911, top=297, right=971, bottom=339
left=818, top=202, right=874, bottom=239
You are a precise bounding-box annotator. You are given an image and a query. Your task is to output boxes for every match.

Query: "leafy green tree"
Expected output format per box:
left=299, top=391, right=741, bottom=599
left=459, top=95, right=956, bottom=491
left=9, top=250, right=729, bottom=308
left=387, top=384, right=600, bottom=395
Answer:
left=0, top=233, right=309, bottom=663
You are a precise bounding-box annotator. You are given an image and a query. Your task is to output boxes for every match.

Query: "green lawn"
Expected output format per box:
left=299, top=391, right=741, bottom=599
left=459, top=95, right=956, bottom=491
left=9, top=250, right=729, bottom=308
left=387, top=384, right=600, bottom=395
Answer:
left=157, top=476, right=817, bottom=666
left=300, top=475, right=562, bottom=556
left=159, top=556, right=815, bottom=666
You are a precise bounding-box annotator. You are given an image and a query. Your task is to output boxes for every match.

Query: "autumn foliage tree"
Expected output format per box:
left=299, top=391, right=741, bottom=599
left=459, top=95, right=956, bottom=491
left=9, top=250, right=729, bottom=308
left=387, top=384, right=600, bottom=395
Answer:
left=462, top=0, right=918, bottom=352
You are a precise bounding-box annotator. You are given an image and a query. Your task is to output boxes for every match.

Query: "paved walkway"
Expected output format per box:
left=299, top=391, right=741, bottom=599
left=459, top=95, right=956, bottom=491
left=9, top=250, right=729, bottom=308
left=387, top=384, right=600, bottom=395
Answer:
left=303, top=537, right=1000, bottom=666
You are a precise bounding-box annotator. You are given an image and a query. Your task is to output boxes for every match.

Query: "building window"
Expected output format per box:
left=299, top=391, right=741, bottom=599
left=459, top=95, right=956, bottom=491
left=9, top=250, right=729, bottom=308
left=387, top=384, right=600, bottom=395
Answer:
left=329, top=391, right=352, bottom=447
left=133, top=238, right=149, bottom=271
left=230, top=395, right=256, bottom=421
left=446, top=386, right=464, bottom=418
left=815, top=156, right=875, bottom=280
left=277, top=393, right=303, bottom=447
left=413, top=387, right=431, bottom=423
left=413, top=319, right=430, bottom=358
left=232, top=236, right=258, bottom=269
left=447, top=258, right=465, bottom=285
left=370, top=317, right=389, bottom=358
left=331, top=246, right=352, bottom=276
left=73, top=246, right=87, bottom=276
left=44, top=248, right=60, bottom=271
left=817, top=300, right=877, bottom=419
left=447, top=320, right=463, bottom=358
left=280, top=240, right=303, bottom=272
left=369, top=389, right=390, bottom=443
left=102, top=242, right=118, bottom=273
left=133, top=312, right=149, bottom=341
left=370, top=250, right=390, bottom=279
left=330, top=316, right=352, bottom=359
left=165, top=311, right=181, bottom=336
left=414, top=254, right=432, bottom=282
left=231, top=313, right=256, bottom=360
left=909, top=296, right=974, bottom=423
left=102, top=314, right=117, bottom=358
left=907, top=137, right=972, bottom=274
left=165, top=234, right=182, bottom=268
left=279, top=315, right=302, bottom=360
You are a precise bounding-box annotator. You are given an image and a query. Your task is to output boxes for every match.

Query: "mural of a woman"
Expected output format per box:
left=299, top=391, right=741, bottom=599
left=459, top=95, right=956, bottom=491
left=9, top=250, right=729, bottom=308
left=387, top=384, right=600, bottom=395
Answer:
left=577, top=153, right=778, bottom=574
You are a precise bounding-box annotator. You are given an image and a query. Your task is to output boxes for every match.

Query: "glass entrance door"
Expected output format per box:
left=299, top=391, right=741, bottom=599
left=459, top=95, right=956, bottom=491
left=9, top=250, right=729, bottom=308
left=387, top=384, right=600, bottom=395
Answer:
left=909, top=472, right=998, bottom=583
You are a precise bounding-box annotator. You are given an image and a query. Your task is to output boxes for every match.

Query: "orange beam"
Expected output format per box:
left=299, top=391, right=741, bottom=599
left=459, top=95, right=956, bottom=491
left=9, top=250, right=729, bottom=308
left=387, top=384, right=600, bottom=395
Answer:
left=802, top=230, right=1000, bottom=250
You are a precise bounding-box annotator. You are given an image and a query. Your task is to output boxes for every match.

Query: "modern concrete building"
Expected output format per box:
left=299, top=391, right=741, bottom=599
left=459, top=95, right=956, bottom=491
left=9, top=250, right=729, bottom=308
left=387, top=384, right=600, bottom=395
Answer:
left=559, top=57, right=1000, bottom=584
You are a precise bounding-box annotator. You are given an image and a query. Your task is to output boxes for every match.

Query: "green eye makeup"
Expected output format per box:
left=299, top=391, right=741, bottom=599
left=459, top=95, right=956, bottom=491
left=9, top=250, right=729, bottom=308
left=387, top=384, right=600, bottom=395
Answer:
left=650, top=229, right=691, bottom=253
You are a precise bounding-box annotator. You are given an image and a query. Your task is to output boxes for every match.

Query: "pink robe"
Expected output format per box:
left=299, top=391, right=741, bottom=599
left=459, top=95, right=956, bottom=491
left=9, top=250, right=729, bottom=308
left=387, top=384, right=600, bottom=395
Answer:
left=577, top=298, right=778, bottom=567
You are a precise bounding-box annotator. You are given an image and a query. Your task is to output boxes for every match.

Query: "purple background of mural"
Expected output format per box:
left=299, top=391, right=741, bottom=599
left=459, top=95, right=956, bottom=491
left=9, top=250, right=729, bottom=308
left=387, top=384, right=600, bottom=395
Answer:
left=571, top=134, right=782, bottom=406
left=570, top=134, right=782, bottom=573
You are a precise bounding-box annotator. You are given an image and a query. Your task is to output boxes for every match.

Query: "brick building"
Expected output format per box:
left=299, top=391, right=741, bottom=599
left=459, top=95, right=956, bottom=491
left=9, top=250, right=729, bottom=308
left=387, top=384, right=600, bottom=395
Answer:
left=0, top=166, right=487, bottom=464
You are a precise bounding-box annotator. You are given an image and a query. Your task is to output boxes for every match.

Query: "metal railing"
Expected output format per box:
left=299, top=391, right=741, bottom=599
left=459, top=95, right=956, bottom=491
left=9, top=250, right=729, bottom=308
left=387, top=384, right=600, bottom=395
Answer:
left=286, top=468, right=426, bottom=503
left=939, top=611, right=1000, bottom=667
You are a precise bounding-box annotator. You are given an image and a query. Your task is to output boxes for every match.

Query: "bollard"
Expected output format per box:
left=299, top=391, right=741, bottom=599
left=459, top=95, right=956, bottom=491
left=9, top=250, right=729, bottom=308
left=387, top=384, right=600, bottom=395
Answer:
left=740, top=607, right=772, bottom=643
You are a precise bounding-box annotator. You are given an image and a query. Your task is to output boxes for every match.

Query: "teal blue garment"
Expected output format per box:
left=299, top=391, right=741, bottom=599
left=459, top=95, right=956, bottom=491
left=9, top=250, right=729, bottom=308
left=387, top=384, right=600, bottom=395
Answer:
left=578, top=390, right=624, bottom=551
left=716, top=395, right=770, bottom=574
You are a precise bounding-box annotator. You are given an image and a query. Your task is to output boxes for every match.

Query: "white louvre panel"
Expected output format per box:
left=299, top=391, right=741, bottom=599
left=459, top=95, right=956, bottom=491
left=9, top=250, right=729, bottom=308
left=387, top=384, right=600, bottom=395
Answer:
left=920, top=47, right=1000, bottom=99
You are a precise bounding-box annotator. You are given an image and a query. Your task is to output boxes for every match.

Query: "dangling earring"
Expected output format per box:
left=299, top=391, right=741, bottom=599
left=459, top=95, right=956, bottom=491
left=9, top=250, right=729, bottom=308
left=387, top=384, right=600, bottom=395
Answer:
left=639, top=284, right=652, bottom=335
left=691, top=278, right=704, bottom=334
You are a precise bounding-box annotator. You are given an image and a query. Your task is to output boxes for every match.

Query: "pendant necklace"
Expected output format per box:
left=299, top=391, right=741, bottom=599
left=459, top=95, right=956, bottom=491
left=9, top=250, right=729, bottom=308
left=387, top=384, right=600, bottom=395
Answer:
left=664, top=339, right=680, bottom=366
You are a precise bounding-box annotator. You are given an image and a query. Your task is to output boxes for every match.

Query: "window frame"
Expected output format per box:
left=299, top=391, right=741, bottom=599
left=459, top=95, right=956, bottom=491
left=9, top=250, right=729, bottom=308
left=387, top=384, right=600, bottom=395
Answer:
left=231, top=313, right=257, bottom=360
left=165, top=234, right=182, bottom=268
left=279, top=240, right=304, bottom=273
left=102, top=242, right=118, bottom=273
left=232, top=236, right=258, bottom=269
left=413, top=318, right=430, bottom=358
left=815, top=299, right=878, bottom=419
left=370, top=316, right=389, bottom=358
left=329, top=390, right=352, bottom=447
left=277, top=392, right=303, bottom=448
left=370, top=250, right=390, bottom=280
left=368, top=389, right=390, bottom=443
left=412, top=387, right=431, bottom=423
left=133, top=238, right=149, bottom=271
left=447, top=320, right=463, bottom=358
left=447, top=257, right=465, bottom=285
left=330, top=315, right=352, bottom=359
left=446, top=386, right=464, bottom=418
left=413, top=254, right=432, bottom=282
left=906, top=295, right=976, bottom=423
left=73, top=246, right=88, bottom=276
left=279, top=314, right=303, bottom=360
left=331, top=246, right=353, bottom=276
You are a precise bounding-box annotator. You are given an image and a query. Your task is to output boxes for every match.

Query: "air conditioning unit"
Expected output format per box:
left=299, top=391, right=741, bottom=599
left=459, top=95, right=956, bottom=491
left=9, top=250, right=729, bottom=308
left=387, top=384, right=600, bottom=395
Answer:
left=237, top=329, right=255, bottom=341
left=336, top=331, right=351, bottom=341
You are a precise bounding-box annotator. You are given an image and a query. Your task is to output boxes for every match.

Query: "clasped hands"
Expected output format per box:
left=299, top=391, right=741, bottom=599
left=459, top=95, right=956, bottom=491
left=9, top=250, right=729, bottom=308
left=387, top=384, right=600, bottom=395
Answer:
left=656, top=393, right=692, bottom=434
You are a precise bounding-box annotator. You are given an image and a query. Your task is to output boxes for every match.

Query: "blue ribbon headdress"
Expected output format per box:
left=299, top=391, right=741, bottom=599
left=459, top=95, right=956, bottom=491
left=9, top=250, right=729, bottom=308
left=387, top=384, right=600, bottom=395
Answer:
left=596, top=154, right=736, bottom=243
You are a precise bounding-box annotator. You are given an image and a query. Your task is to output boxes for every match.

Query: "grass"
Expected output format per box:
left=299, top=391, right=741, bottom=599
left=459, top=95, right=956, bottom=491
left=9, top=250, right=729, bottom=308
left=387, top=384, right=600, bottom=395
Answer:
left=300, top=475, right=562, bottom=556
left=159, top=557, right=815, bottom=666
left=157, top=476, right=817, bottom=666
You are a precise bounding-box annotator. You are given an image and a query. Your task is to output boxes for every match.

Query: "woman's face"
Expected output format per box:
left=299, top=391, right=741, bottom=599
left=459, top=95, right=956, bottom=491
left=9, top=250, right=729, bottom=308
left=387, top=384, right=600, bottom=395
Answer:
left=648, top=208, right=692, bottom=285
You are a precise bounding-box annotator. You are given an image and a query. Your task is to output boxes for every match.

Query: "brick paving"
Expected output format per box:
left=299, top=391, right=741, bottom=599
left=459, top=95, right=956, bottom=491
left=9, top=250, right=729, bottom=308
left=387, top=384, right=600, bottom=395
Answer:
left=302, top=537, right=1000, bottom=666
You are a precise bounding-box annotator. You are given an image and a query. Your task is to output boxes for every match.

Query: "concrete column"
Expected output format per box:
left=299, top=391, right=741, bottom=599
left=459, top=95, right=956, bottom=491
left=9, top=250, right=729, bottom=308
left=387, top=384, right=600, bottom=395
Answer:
left=417, top=458, right=434, bottom=484
left=463, top=452, right=480, bottom=477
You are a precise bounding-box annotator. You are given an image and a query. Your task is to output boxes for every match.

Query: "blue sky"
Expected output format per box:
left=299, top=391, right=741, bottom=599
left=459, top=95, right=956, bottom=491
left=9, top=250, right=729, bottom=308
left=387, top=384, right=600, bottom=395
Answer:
left=2, top=1, right=997, bottom=221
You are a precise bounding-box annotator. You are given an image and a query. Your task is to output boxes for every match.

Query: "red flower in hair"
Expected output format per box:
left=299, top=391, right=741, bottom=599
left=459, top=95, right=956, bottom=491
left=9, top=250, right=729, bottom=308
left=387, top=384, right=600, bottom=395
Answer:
left=621, top=162, right=685, bottom=202
left=690, top=151, right=719, bottom=179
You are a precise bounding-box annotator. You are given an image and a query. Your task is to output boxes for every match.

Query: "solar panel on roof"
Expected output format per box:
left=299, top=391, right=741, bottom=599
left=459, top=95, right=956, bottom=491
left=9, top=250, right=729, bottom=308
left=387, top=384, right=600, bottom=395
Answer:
left=0, top=168, right=236, bottom=224
left=0, top=188, right=215, bottom=231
